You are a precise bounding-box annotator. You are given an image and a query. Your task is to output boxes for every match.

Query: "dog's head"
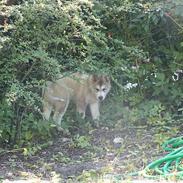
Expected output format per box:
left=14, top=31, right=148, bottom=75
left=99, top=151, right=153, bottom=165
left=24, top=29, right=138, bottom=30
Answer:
left=90, top=75, right=111, bottom=101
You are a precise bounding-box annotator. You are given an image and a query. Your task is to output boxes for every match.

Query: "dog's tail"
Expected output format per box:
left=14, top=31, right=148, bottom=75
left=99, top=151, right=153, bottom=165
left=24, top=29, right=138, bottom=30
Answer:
left=42, top=81, right=51, bottom=98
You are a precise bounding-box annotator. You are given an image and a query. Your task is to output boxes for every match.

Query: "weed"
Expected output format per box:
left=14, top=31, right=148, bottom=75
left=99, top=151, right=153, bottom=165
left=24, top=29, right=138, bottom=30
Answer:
left=73, top=135, right=92, bottom=149
left=52, top=152, right=71, bottom=164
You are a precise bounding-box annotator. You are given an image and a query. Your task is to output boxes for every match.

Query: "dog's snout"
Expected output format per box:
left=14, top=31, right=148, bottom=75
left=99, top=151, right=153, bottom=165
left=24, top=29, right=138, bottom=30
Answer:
left=98, top=96, right=103, bottom=101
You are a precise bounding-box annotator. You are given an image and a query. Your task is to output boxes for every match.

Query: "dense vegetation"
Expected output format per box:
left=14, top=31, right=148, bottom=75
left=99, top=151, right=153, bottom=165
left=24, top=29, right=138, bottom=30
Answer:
left=0, top=0, right=183, bottom=149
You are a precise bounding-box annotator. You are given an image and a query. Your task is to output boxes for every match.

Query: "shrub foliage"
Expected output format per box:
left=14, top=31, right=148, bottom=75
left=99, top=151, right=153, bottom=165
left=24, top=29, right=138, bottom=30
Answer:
left=0, top=0, right=183, bottom=146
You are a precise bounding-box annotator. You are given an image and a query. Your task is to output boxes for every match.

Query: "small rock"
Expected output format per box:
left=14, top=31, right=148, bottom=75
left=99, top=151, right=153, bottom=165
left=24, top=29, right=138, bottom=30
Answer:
left=62, top=137, right=71, bottom=143
left=113, top=137, right=123, bottom=144
left=106, top=152, right=116, bottom=161
left=6, top=172, right=13, bottom=178
left=113, top=137, right=123, bottom=148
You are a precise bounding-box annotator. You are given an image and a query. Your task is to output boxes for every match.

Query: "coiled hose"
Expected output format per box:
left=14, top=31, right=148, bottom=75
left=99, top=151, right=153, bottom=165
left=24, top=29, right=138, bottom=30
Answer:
left=139, top=136, right=183, bottom=179
left=111, top=136, right=183, bottom=182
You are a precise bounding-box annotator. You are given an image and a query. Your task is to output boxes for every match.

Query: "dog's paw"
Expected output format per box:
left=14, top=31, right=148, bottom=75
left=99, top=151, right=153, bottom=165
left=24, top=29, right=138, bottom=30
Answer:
left=92, top=120, right=100, bottom=128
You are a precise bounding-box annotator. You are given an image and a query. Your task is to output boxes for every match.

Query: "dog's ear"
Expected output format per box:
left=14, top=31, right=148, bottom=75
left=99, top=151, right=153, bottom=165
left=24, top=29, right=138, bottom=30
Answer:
left=104, top=76, right=110, bottom=83
left=91, top=75, right=98, bottom=82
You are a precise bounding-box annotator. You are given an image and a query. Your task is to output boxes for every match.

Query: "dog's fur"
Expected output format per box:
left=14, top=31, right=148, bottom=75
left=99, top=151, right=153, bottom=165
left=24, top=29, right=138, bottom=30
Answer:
left=42, top=73, right=111, bottom=127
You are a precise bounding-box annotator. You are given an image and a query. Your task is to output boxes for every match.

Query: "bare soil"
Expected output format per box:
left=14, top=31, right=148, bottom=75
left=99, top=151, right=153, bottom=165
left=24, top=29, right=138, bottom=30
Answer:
left=0, top=125, right=172, bottom=183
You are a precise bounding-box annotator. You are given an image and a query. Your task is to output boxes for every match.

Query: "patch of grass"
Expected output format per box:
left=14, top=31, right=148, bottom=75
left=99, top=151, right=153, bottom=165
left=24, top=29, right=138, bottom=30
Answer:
left=153, top=127, right=179, bottom=148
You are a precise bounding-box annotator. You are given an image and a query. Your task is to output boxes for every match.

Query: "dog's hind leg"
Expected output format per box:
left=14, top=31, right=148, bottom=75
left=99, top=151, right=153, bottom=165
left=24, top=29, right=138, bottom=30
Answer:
left=53, top=96, right=70, bottom=127
left=42, top=102, right=52, bottom=121
left=53, top=112, right=64, bottom=127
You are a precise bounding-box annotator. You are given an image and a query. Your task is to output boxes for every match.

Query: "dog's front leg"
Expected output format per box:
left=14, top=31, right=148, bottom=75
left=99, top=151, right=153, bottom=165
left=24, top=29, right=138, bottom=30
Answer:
left=76, top=103, right=87, bottom=119
left=90, top=102, right=100, bottom=121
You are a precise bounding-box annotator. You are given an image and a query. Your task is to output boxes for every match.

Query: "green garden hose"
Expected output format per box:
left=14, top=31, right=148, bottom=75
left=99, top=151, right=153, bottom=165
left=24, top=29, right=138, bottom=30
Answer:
left=139, top=136, right=183, bottom=179
left=112, top=136, right=183, bottom=182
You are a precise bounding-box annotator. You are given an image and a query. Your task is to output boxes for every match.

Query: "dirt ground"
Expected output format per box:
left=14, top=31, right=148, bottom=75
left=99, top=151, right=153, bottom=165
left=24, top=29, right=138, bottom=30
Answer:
left=0, top=124, right=178, bottom=183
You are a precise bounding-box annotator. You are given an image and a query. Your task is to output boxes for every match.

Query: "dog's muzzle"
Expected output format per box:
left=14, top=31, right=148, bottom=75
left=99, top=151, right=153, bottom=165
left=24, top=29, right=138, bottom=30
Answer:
left=98, top=96, right=104, bottom=101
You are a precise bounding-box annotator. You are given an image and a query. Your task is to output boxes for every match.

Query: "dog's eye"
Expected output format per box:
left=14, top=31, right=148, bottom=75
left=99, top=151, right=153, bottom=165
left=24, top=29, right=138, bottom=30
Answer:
left=96, top=88, right=99, bottom=92
left=102, top=88, right=106, bottom=92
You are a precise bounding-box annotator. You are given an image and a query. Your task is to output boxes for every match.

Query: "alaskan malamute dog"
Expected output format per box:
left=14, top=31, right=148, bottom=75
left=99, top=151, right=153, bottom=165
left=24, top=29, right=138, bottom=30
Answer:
left=42, top=73, right=111, bottom=127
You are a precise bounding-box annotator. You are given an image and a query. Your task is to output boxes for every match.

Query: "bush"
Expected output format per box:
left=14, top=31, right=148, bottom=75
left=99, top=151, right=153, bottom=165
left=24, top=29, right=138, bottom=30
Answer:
left=0, top=0, right=183, bottom=147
